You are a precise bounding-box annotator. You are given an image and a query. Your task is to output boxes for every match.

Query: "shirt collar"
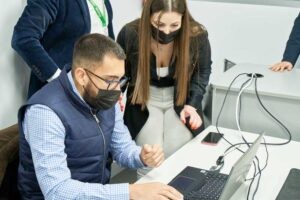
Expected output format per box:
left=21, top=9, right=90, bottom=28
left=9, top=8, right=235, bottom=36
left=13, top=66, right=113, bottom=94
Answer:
left=67, top=71, right=86, bottom=103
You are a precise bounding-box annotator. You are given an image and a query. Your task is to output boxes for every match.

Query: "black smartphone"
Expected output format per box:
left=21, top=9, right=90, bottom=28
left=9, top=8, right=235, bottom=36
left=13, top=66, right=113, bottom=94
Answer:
left=201, top=132, right=223, bottom=145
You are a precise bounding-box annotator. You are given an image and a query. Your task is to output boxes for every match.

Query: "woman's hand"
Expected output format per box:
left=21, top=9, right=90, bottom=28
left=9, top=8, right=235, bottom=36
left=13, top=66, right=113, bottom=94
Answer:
left=180, top=105, right=202, bottom=130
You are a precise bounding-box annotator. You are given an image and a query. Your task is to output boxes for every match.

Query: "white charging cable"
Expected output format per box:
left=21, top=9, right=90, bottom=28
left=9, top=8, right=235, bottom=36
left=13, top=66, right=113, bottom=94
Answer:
left=235, top=73, right=254, bottom=131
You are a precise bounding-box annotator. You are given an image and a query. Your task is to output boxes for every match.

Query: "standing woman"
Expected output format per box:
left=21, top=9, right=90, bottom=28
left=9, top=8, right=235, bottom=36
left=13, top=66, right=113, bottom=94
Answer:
left=117, top=0, right=212, bottom=176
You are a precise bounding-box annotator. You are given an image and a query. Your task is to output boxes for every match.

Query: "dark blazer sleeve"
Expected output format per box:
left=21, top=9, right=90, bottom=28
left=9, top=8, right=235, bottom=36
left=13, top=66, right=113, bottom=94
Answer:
left=105, top=0, right=115, bottom=40
left=282, top=12, right=300, bottom=66
left=186, top=32, right=212, bottom=110
left=11, top=0, right=60, bottom=82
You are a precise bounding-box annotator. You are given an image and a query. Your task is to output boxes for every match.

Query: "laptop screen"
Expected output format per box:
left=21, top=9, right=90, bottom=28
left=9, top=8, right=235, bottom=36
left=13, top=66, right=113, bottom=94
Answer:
left=219, top=133, right=264, bottom=200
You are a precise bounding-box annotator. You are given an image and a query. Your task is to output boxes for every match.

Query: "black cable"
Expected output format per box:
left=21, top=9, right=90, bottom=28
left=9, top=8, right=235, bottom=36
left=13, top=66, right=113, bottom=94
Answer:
left=242, top=77, right=292, bottom=200
left=244, top=137, right=269, bottom=180
left=247, top=150, right=261, bottom=200
left=215, top=73, right=249, bottom=150
left=254, top=78, right=292, bottom=145
left=215, top=74, right=261, bottom=190
left=247, top=158, right=257, bottom=200
left=215, top=75, right=264, bottom=200
left=218, top=74, right=292, bottom=147
left=214, top=74, right=262, bottom=200
left=215, top=73, right=291, bottom=200
left=249, top=76, right=290, bottom=199
left=242, top=137, right=262, bottom=200
left=237, top=77, right=262, bottom=200
left=246, top=133, right=267, bottom=200
left=246, top=137, right=269, bottom=200
left=252, top=137, right=269, bottom=200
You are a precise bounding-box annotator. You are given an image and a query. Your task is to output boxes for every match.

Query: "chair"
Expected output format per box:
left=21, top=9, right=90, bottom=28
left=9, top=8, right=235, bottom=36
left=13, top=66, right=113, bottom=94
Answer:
left=0, top=124, right=20, bottom=200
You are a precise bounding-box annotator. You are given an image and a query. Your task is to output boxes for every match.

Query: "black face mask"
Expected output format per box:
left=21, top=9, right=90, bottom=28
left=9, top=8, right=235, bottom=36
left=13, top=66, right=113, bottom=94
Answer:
left=83, top=86, right=121, bottom=110
left=151, top=25, right=181, bottom=44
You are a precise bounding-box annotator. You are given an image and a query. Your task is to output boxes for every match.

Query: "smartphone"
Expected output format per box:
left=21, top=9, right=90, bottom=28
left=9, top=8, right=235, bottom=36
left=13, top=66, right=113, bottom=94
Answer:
left=201, top=132, right=223, bottom=145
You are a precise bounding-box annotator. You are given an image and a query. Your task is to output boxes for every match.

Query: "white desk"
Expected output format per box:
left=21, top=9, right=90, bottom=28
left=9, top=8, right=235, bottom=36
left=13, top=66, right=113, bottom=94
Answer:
left=211, top=63, right=300, bottom=141
left=136, top=126, right=300, bottom=200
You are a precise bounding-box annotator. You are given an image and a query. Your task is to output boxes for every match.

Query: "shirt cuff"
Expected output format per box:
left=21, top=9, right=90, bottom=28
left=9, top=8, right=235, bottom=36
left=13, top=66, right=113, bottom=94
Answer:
left=47, top=68, right=61, bottom=82
left=134, top=146, right=147, bottom=168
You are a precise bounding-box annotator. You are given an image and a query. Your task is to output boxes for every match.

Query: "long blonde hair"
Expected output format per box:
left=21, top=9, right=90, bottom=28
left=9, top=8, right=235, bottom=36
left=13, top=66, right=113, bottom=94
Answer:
left=132, top=0, right=203, bottom=108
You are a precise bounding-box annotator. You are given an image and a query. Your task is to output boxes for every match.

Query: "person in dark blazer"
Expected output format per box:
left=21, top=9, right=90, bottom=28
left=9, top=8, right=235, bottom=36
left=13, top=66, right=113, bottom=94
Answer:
left=117, top=0, right=212, bottom=177
left=271, top=12, right=300, bottom=72
left=12, top=0, right=114, bottom=98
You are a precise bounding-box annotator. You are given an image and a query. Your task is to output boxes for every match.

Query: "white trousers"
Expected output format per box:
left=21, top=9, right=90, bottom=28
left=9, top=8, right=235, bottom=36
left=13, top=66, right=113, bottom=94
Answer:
left=136, top=86, right=192, bottom=178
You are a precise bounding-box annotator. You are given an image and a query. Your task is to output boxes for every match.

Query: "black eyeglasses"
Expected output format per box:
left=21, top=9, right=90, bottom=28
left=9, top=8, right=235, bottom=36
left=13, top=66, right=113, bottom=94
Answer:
left=84, top=69, right=128, bottom=90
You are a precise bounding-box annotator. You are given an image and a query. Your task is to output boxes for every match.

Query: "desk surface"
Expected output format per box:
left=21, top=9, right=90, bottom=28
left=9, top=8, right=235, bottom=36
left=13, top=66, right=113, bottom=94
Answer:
left=136, top=126, right=300, bottom=200
left=211, top=63, right=300, bottom=100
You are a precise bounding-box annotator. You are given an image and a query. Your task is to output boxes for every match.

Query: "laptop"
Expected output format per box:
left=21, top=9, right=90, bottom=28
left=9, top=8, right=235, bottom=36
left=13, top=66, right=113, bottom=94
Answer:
left=168, top=133, right=264, bottom=200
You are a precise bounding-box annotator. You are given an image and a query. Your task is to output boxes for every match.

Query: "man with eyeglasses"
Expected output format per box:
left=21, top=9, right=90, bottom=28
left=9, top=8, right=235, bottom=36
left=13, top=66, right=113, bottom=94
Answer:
left=17, top=33, right=183, bottom=200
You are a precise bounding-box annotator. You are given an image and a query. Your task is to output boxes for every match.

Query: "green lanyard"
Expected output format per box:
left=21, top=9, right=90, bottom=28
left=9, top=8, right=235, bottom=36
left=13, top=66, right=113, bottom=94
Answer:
left=88, top=0, right=107, bottom=27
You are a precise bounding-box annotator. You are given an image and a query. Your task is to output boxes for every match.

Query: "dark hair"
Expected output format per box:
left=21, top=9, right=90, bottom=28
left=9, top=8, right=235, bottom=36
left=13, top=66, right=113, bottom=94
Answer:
left=72, top=33, right=126, bottom=68
left=131, top=0, right=205, bottom=107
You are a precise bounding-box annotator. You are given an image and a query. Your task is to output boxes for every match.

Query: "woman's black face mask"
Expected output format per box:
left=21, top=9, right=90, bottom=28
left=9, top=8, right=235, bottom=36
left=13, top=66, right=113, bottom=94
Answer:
left=151, top=25, right=181, bottom=44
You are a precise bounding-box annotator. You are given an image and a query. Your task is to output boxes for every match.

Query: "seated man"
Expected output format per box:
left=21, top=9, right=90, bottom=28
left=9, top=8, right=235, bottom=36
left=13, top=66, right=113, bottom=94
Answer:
left=18, top=33, right=182, bottom=200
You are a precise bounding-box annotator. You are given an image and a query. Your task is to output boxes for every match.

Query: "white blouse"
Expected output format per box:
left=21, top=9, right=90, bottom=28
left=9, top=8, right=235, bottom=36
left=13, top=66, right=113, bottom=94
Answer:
left=157, top=66, right=169, bottom=78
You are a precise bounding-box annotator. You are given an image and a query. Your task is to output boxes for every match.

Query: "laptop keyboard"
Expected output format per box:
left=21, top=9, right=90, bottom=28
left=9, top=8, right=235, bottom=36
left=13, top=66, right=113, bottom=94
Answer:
left=184, top=171, right=228, bottom=200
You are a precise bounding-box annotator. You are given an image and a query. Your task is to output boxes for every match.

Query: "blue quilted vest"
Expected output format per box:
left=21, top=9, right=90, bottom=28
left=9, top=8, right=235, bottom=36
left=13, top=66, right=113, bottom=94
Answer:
left=18, top=67, right=115, bottom=200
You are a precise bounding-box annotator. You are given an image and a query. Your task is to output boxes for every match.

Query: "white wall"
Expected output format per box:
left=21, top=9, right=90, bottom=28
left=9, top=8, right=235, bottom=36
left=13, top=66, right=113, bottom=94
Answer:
left=111, top=0, right=300, bottom=81
left=188, top=1, right=300, bottom=81
left=110, top=0, right=143, bottom=36
left=0, top=1, right=29, bottom=129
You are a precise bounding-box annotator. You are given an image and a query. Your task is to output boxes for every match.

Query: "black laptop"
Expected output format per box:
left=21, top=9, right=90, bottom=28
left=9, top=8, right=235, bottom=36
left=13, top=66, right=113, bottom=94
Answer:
left=168, top=133, right=264, bottom=200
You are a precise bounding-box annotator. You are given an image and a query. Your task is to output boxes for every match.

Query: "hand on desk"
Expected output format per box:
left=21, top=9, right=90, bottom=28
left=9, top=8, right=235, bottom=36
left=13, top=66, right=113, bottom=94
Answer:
left=129, top=182, right=183, bottom=200
left=140, top=144, right=164, bottom=168
left=270, top=61, right=293, bottom=72
left=180, top=105, right=202, bottom=130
